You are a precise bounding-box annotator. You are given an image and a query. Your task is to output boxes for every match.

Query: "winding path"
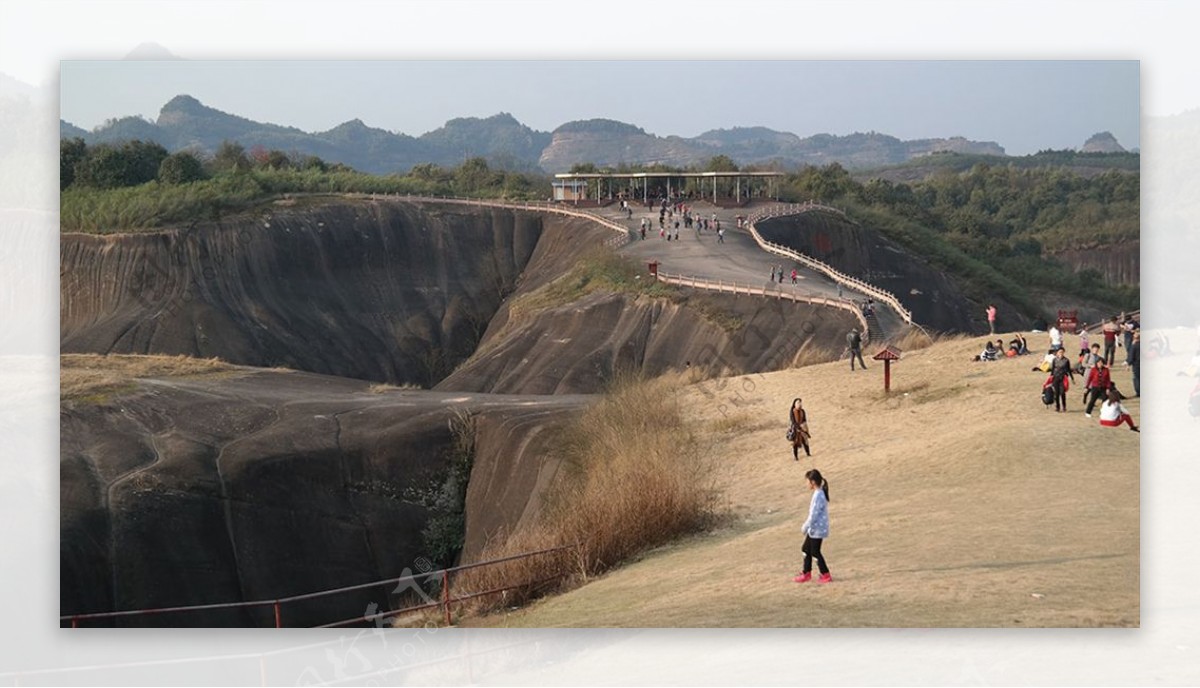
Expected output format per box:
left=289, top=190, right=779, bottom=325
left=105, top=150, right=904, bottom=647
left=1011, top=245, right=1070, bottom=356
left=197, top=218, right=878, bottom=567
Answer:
left=360, top=193, right=917, bottom=342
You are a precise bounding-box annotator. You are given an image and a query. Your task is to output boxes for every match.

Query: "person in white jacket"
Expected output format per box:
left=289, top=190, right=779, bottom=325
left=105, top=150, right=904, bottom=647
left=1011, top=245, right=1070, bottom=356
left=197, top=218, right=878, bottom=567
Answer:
left=1098, top=388, right=1139, bottom=432
left=794, top=469, right=833, bottom=584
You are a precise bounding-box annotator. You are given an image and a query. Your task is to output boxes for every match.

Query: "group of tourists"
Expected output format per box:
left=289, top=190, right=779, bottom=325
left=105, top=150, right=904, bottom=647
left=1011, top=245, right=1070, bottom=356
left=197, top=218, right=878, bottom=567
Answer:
left=776, top=308, right=1145, bottom=588
left=976, top=333, right=1030, bottom=361
left=1030, top=314, right=1140, bottom=429
left=768, top=264, right=798, bottom=284
left=636, top=207, right=724, bottom=244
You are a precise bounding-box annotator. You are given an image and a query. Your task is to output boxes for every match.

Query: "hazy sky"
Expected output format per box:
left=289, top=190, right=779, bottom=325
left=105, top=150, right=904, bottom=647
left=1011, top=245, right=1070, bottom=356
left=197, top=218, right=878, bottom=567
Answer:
left=59, top=60, right=1139, bottom=155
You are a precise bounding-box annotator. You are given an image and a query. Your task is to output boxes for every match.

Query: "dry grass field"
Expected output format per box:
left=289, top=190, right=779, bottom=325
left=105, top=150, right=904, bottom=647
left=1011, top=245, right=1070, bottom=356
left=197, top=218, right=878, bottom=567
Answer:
left=476, top=331, right=1141, bottom=627
left=60, top=353, right=239, bottom=403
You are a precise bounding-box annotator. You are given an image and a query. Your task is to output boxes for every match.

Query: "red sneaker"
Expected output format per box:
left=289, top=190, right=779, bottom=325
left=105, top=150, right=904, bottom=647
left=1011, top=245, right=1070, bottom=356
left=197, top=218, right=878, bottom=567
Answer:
left=817, top=573, right=833, bottom=584
left=793, top=572, right=812, bottom=583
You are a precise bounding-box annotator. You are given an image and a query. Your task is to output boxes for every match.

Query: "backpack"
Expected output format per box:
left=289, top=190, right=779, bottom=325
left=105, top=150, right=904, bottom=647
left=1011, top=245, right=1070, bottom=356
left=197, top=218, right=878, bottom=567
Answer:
left=1042, top=386, right=1055, bottom=406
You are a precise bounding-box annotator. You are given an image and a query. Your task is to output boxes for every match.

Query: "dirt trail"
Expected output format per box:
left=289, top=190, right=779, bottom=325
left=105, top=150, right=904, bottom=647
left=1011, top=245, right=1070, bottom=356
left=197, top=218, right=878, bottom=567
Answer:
left=479, top=330, right=1142, bottom=627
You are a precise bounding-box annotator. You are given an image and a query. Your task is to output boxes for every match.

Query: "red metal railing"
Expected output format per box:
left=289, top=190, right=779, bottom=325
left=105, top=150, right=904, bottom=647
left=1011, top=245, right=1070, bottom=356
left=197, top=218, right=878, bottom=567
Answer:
left=62, top=544, right=577, bottom=629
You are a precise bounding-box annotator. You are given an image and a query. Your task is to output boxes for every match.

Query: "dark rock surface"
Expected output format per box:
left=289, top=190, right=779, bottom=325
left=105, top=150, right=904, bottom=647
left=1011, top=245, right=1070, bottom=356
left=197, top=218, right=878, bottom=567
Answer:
left=60, top=366, right=589, bottom=626
left=61, top=199, right=609, bottom=386
left=1048, top=241, right=1140, bottom=287
left=755, top=212, right=1026, bottom=334
left=439, top=289, right=858, bottom=395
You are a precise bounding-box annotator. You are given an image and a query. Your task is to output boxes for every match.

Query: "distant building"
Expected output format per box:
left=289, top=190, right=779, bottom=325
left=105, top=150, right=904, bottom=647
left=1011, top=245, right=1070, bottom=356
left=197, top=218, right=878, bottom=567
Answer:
left=551, top=179, right=588, bottom=201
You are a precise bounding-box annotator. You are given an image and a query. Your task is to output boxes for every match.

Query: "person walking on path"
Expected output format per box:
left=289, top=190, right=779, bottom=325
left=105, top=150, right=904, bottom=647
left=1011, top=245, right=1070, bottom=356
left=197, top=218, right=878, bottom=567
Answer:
left=1083, top=358, right=1113, bottom=417
left=837, top=283, right=843, bottom=299
left=1102, top=317, right=1120, bottom=366
left=794, top=469, right=832, bottom=584
left=1099, top=388, right=1139, bottom=431
left=1130, top=330, right=1141, bottom=397
left=788, top=398, right=811, bottom=460
left=1050, top=348, right=1075, bottom=412
left=717, top=226, right=725, bottom=243
left=791, top=268, right=798, bottom=285
left=1078, top=324, right=1090, bottom=357
left=987, top=304, right=997, bottom=335
left=847, top=328, right=867, bottom=371
left=1123, top=315, right=1139, bottom=366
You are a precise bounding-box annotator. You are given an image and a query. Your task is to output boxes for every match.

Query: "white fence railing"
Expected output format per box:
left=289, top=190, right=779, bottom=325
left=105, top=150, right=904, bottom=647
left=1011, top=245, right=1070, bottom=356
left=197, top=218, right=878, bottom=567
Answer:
left=656, top=270, right=871, bottom=338
left=745, top=203, right=914, bottom=326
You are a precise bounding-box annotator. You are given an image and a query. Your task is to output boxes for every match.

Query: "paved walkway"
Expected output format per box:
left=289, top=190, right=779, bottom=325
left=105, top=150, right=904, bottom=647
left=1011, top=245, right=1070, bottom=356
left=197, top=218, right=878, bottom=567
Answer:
left=590, top=201, right=908, bottom=338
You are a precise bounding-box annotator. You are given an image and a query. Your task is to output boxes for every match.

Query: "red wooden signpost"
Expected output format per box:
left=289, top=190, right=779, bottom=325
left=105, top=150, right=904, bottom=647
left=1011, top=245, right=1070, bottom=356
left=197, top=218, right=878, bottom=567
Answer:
left=873, top=345, right=902, bottom=392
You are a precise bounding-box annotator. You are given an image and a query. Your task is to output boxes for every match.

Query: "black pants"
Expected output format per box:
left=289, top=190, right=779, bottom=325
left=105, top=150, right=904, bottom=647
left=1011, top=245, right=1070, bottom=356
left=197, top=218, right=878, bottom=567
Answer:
left=1104, top=341, right=1116, bottom=366
left=802, top=536, right=829, bottom=575
left=1085, top=386, right=1107, bottom=415
left=1052, top=378, right=1067, bottom=410
left=850, top=349, right=867, bottom=370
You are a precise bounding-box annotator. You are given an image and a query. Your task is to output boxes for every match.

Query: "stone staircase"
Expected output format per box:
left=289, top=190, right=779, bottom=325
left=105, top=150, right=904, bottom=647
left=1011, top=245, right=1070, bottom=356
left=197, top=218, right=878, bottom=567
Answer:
left=864, top=308, right=886, bottom=344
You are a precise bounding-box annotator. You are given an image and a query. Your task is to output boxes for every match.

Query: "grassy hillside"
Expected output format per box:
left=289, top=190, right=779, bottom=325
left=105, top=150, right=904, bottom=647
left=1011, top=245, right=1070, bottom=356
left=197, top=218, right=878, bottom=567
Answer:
left=471, top=331, right=1140, bottom=627
left=854, top=149, right=1140, bottom=183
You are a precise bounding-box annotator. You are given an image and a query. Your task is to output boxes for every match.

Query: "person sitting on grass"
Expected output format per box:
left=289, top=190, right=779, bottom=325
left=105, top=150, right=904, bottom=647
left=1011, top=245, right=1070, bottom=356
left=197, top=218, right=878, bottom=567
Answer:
left=1009, top=333, right=1030, bottom=356
left=1098, top=388, right=1139, bottom=432
left=978, top=340, right=999, bottom=362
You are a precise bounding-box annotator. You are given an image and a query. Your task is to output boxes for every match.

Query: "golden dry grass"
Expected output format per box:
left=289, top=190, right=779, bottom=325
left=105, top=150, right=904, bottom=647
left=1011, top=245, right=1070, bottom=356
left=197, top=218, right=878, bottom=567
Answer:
left=790, top=341, right=840, bottom=368
left=368, top=382, right=424, bottom=393
left=473, top=331, right=1140, bottom=628
left=454, top=372, right=720, bottom=613
left=61, top=353, right=239, bottom=403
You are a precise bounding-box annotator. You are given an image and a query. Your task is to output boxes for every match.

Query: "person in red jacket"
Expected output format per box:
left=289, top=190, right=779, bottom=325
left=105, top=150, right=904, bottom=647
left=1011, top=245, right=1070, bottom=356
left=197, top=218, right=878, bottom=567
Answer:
left=1083, top=358, right=1113, bottom=417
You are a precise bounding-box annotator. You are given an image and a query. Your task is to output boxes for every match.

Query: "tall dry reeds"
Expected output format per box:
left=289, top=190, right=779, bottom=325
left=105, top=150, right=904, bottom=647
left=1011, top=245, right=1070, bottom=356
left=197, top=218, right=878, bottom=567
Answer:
left=450, top=372, right=718, bottom=617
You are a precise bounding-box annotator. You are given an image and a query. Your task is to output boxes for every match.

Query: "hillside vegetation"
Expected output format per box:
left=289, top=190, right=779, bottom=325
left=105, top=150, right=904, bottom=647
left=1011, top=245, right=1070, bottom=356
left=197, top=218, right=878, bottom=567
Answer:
left=776, top=161, right=1139, bottom=312
left=60, top=138, right=550, bottom=233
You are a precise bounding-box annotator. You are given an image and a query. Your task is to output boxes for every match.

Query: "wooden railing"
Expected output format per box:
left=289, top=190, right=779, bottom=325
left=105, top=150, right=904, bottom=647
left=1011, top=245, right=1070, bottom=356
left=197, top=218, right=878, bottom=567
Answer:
left=656, top=270, right=871, bottom=337
left=744, top=203, right=914, bottom=325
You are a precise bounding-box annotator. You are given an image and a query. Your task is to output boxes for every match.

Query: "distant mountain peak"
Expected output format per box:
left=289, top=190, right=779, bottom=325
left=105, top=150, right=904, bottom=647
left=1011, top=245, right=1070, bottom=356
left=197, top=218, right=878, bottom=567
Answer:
left=160, top=94, right=205, bottom=114
left=123, top=42, right=180, bottom=61
left=1081, top=131, right=1126, bottom=153
left=553, top=118, right=647, bottom=136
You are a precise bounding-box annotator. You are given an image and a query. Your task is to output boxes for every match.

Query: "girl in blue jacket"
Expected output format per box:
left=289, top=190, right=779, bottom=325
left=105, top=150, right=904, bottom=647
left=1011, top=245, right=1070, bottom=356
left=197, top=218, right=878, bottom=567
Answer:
left=794, top=469, right=832, bottom=584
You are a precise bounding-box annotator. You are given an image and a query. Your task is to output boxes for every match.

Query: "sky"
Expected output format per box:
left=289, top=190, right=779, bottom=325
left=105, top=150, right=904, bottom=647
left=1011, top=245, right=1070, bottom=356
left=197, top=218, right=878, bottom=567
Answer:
left=57, top=60, right=1140, bottom=156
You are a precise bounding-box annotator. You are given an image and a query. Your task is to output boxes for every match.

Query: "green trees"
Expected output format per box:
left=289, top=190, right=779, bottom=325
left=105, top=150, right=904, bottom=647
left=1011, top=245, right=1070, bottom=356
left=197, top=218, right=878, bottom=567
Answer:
left=157, top=152, right=206, bottom=185
left=454, top=157, right=497, bottom=194
left=705, top=155, right=739, bottom=172
left=71, top=140, right=168, bottom=189
left=211, top=140, right=251, bottom=174
left=60, top=137, right=87, bottom=190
